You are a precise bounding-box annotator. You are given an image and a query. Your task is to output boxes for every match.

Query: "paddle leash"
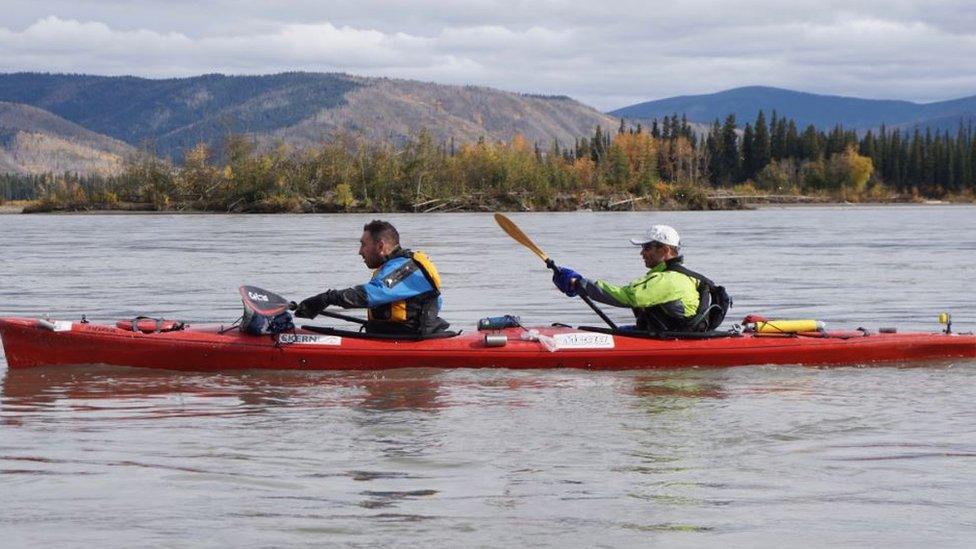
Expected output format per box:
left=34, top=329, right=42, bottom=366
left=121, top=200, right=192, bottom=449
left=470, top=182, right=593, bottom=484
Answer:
left=494, top=213, right=618, bottom=330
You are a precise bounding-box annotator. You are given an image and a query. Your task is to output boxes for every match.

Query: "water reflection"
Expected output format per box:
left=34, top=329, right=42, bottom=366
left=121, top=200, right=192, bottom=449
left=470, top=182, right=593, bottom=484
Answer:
left=630, top=374, right=728, bottom=400
left=0, top=365, right=587, bottom=416
left=0, top=366, right=453, bottom=417
left=352, top=369, right=445, bottom=413
left=0, top=366, right=444, bottom=411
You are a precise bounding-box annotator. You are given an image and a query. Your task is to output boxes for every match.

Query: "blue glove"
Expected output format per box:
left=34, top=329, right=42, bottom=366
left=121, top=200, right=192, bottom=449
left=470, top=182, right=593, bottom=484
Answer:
left=552, top=267, right=581, bottom=297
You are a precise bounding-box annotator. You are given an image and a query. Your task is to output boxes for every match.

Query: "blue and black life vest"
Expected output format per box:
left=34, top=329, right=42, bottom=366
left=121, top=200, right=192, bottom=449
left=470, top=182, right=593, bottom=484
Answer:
left=366, top=249, right=449, bottom=335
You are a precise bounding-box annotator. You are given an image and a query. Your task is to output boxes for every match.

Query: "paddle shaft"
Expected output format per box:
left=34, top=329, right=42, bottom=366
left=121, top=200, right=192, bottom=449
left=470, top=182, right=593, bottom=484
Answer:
left=319, top=310, right=368, bottom=325
left=544, top=258, right=618, bottom=330
left=290, top=301, right=369, bottom=325
left=494, top=213, right=618, bottom=330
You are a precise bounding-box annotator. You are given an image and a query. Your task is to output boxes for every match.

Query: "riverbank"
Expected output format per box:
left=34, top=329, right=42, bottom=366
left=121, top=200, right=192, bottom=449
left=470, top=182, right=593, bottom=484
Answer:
left=0, top=201, right=28, bottom=214
left=10, top=190, right=973, bottom=214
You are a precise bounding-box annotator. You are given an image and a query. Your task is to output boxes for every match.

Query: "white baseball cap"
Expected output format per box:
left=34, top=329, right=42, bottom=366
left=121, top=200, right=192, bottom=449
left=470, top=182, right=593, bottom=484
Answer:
left=630, top=224, right=681, bottom=248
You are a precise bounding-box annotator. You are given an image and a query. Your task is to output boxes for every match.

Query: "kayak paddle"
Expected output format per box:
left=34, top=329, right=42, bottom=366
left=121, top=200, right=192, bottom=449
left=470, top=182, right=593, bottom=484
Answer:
left=289, top=300, right=369, bottom=325
left=493, top=213, right=618, bottom=330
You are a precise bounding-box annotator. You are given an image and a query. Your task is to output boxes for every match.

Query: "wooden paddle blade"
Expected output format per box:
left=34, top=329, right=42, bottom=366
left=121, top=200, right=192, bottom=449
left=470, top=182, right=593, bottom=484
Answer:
left=493, top=214, right=617, bottom=330
left=494, top=213, right=549, bottom=262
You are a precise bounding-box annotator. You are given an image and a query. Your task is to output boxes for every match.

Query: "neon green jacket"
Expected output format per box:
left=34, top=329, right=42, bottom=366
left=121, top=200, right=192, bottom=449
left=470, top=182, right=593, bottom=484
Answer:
left=580, top=259, right=700, bottom=319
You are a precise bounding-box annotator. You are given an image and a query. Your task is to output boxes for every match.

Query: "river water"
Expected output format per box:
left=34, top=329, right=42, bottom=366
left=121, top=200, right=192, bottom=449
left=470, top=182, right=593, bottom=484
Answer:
left=1, top=206, right=975, bottom=547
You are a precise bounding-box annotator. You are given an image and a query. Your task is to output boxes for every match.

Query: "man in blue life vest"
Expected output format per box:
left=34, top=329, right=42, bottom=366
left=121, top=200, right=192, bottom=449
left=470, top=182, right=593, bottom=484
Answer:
left=552, top=224, right=723, bottom=332
left=294, top=220, right=449, bottom=335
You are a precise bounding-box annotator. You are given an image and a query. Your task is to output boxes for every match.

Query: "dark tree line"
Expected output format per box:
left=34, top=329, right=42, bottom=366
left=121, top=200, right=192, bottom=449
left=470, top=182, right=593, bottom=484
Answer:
left=698, top=111, right=976, bottom=196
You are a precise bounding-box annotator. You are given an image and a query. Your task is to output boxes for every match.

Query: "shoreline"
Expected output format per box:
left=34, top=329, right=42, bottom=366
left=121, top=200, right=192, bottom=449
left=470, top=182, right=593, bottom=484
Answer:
left=3, top=200, right=972, bottom=215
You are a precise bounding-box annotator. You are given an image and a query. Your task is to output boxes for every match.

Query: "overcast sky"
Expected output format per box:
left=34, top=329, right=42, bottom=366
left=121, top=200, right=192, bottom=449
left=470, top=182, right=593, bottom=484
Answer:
left=2, top=0, right=975, bottom=111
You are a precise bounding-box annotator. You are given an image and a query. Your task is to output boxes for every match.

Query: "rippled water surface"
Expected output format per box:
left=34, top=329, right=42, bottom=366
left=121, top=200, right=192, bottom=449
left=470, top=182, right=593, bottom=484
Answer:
left=2, top=207, right=975, bottom=547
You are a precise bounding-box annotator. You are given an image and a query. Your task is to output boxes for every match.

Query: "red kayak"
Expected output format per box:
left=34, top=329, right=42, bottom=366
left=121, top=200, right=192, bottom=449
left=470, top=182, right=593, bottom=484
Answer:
left=2, top=317, right=973, bottom=371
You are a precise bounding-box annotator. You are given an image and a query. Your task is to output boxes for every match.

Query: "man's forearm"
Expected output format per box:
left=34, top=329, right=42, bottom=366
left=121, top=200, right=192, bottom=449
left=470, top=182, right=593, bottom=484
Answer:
left=579, top=278, right=631, bottom=308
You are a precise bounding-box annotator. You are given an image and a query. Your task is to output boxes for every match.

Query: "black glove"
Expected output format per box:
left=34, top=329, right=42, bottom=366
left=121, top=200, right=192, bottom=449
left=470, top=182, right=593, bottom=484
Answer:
left=552, top=267, right=581, bottom=297
left=294, top=291, right=336, bottom=319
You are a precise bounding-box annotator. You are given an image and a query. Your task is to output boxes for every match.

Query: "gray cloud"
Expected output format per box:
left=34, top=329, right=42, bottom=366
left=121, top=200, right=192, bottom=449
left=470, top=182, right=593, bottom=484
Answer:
left=1, top=1, right=975, bottom=110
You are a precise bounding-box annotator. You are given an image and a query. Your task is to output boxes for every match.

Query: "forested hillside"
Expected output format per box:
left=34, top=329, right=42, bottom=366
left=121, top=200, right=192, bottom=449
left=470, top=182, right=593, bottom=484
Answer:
left=0, top=72, right=615, bottom=161
left=0, top=101, right=133, bottom=176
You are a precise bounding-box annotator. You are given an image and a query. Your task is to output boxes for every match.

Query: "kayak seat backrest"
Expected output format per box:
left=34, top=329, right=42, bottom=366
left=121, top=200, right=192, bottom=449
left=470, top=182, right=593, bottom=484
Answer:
left=686, top=287, right=713, bottom=332
left=664, top=264, right=732, bottom=332
left=701, top=284, right=732, bottom=330
left=687, top=288, right=728, bottom=332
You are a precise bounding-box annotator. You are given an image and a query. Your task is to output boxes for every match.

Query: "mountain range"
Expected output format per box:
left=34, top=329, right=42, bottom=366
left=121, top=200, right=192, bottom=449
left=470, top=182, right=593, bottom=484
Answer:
left=0, top=72, right=615, bottom=167
left=609, top=86, right=976, bottom=133
left=0, top=101, right=133, bottom=176
left=3, top=73, right=976, bottom=177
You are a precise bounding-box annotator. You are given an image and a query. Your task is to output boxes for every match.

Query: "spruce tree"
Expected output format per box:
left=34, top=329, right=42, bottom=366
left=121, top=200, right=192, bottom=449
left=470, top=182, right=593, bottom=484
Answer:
left=741, top=123, right=756, bottom=181
left=786, top=120, right=799, bottom=158
left=800, top=125, right=820, bottom=160
left=591, top=126, right=606, bottom=163
left=706, top=119, right=723, bottom=185
left=719, top=115, right=740, bottom=184
left=753, top=110, right=771, bottom=173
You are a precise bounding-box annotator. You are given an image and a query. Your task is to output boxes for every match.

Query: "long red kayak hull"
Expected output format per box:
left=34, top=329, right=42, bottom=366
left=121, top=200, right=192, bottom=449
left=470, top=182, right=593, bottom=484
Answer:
left=1, top=317, right=974, bottom=371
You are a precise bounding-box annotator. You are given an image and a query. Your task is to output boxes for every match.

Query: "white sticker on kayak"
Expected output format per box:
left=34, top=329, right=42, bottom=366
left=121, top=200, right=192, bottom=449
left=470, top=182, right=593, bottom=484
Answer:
left=553, top=332, right=615, bottom=349
left=52, top=321, right=73, bottom=332
left=277, top=333, right=342, bottom=346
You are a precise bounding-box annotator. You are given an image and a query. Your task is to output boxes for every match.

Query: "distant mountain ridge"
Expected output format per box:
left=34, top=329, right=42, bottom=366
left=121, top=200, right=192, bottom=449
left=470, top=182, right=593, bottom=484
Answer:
left=7, top=72, right=974, bottom=177
left=0, top=101, right=134, bottom=175
left=0, top=72, right=616, bottom=163
left=610, top=86, right=976, bottom=133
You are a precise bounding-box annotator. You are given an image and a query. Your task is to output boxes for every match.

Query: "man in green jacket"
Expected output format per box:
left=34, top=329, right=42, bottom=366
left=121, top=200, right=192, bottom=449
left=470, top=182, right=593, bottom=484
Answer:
left=552, top=224, right=705, bottom=332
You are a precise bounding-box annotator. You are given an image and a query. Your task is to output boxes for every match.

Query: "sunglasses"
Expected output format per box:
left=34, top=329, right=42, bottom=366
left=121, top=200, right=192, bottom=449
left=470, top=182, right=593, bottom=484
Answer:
left=641, top=242, right=663, bottom=251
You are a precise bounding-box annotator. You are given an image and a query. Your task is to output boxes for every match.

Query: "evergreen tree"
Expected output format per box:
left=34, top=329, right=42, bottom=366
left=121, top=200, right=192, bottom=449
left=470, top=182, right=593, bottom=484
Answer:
left=719, top=115, right=740, bottom=184
left=923, top=128, right=935, bottom=188
left=591, top=127, right=604, bottom=163
left=954, top=125, right=969, bottom=192
left=890, top=130, right=907, bottom=191
left=706, top=119, right=723, bottom=185
left=576, top=137, right=590, bottom=161
left=741, top=123, right=756, bottom=181
left=799, top=125, right=821, bottom=160
left=753, top=110, right=771, bottom=173
left=785, top=120, right=800, bottom=158
left=970, top=128, right=976, bottom=191
left=770, top=111, right=785, bottom=159
left=860, top=130, right=877, bottom=168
